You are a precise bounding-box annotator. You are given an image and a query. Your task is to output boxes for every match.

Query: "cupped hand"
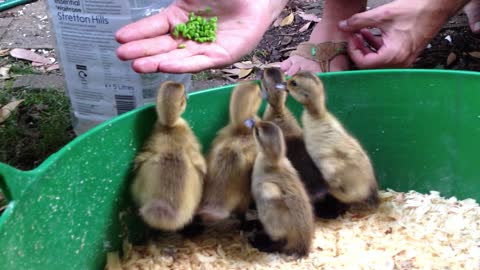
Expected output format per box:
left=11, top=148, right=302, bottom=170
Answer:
left=116, top=0, right=286, bottom=74
left=338, top=0, right=464, bottom=69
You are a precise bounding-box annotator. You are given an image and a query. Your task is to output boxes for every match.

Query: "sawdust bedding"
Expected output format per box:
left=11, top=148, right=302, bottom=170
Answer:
left=106, top=189, right=480, bottom=270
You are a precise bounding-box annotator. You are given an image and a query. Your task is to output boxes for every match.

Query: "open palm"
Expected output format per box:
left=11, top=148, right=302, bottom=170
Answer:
left=116, top=0, right=284, bottom=74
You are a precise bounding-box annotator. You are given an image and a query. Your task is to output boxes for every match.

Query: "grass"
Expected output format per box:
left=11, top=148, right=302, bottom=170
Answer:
left=0, top=82, right=75, bottom=170
left=9, top=61, right=40, bottom=75
left=192, top=70, right=215, bottom=81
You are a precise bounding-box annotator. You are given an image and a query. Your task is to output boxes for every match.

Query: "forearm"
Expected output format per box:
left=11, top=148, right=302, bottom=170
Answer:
left=323, top=0, right=367, bottom=22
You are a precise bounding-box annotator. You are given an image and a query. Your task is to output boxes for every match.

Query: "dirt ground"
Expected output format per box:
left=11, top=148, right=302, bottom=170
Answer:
left=255, top=1, right=480, bottom=71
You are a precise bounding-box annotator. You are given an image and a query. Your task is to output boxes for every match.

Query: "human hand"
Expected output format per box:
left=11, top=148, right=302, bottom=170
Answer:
left=116, top=0, right=287, bottom=74
left=338, top=0, right=465, bottom=69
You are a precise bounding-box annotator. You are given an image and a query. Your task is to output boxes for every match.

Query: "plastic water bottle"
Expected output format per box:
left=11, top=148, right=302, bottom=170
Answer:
left=46, top=0, right=192, bottom=135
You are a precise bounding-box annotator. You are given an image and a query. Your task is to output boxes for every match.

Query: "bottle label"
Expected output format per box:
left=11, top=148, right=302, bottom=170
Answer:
left=48, top=0, right=158, bottom=122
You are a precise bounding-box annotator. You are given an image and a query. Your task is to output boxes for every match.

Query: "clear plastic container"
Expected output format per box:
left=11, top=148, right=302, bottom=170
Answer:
left=46, top=0, right=192, bottom=135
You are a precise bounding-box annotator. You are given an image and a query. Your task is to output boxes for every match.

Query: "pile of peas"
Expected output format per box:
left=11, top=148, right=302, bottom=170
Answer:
left=173, top=12, right=218, bottom=45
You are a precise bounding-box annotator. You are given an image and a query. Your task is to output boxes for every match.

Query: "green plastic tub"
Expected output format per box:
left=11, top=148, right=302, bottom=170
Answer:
left=0, top=69, right=479, bottom=270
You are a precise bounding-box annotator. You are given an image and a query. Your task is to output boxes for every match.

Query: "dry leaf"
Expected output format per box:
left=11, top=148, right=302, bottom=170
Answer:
left=272, top=16, right=283, bottom=27
left=233, top=61, right=254, bottom=69
left=10, top=48, right=52, bottom=64
left=221, top=68, right=241, bottom=76
left=262, top=62, right=282, bottom=68
left=46, top=64, right=60, bottom=72
left=298, top=12, right=322, bottom=22
left=238, top=69, right=253, bottom=79
left=0, top=100, right=24, bottom=124
left=468, top=51, right=480, bottom=58
left=0, top=65, right=12, bottom=80
left=446, top=52, right=457, bottom=66
left=299, top=21, right=312, bottom=32
left=280, top=13, right=294, bottom=26
left=0, top=49, right=10, bottom=57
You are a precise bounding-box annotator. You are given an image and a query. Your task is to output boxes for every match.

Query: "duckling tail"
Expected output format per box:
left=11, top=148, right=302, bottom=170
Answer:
left=140, top=200, right=176, bottom=227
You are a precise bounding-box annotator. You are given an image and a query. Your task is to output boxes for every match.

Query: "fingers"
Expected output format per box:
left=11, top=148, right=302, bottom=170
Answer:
left=338, top=7, right=385, bottom=32
left=347, top=35, right=391, bottom=69
left=156, top=55, right=217, bottom=74
left=130, top=44, right=230, bottom=74
left=116, top=35, right=179, bottom=61
left=359, top=29, right=384, bottom=50
left=131, top=48, right=196, bottom=73
left=115, top=11, right=173, bottom=43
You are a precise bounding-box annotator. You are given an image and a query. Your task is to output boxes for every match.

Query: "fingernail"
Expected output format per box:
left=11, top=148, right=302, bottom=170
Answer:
left=474, top=22, right=480, bottom=33
left=338, top=20, right=348, bottom=29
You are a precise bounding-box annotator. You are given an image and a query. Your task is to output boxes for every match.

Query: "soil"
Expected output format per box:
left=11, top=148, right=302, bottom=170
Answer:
left=253, top=2, right=480, bottom=71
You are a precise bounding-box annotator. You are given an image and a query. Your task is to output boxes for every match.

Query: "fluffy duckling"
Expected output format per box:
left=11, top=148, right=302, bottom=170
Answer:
left=248, top=120, right=314, bottom=257
left=131, top=81, right=207, bottom=232
left=282, top=71, right=379, bottom=208
left=261, top=67, right=348, bottom=218
left=197, top=81, right=262, bottom=224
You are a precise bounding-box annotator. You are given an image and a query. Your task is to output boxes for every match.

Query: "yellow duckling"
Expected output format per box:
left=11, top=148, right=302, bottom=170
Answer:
left=261, top=67, right=349, bottom=218
left=248, top=119, right=314, bottom=257
left=131, top=81, right=207, bottom=232
left=283, top=71, right=379, bottom=208
left=197, top=81, right=262, bottom=224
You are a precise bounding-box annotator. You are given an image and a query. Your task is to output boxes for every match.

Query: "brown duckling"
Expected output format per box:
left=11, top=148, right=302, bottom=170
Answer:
left=261, top=67, right=349, bottom=218
left=282, top=71, right=379, bottom=209
left=131, top=81, right=207, bottom=232
left=247, top=120, right=314, bottom=257
left=197, top=81, right=262, bottom=224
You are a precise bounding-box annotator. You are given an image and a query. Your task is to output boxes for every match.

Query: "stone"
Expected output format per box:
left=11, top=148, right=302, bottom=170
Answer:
left=12, top=74, right=65, bottom=91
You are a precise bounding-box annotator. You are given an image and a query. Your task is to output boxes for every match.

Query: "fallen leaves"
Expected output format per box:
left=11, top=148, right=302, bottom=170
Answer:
left=297, top=11, right=322, bottom=22
left=446, top=52, right=457, bottom=67
left=274, top=10, right=321, bottom=29
left=10, top=48, right=52, bottom=65
left=468, top=51, right=480, bottom=58
left=0, top=65, right=12, bottom=80
left=219, top=60, right=281, bottom=81
left=238, top=68, right=253, bottom=79
left=0, top=49, right=10, bottom=57
left=0, top=99, right=24, bottom=124
left=280, top=12, right=294, bottom=26
left=299, top=21, right=312, bottom=32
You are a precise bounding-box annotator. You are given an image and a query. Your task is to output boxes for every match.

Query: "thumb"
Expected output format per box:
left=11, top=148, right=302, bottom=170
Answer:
left=338, top=7, right=385, bottom=32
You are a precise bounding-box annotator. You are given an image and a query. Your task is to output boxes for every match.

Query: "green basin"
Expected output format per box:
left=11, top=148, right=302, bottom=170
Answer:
left=0, top=69, right=479, bottom=269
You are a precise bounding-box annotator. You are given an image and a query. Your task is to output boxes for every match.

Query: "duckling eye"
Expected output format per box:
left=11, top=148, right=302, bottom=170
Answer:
left=290, top=80, right=297, bottom=87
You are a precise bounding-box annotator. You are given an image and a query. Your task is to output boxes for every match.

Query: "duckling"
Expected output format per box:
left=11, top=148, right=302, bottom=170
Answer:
left=261, top=67, right=349, bottom=218
left=131, top=81, right=207, bottom=232
left=282, top=71, right=379, bottom=208
left=248, top=120, right=314, bottom=257
left=197, top=81, right=262, bottom=224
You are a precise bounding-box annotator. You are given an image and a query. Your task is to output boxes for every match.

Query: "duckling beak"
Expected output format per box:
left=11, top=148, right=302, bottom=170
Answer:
left=275, top=82, right=287, bottom=91
left=244, top=118, right=256, bottom=129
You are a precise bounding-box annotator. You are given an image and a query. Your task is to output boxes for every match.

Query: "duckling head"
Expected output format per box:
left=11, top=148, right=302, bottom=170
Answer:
left=249, top=120, right=286, bottom=163
left=156, top=81, right=188, bottom=127
left=229, top=81, right=262, bottom=127
left=285, top=71, right=326, bottom=111
left=261, top=67, right=287, bottom=109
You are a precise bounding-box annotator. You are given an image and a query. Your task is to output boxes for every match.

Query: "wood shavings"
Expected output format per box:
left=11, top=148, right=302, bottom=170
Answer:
left=113, top=189, right=480, bottom=269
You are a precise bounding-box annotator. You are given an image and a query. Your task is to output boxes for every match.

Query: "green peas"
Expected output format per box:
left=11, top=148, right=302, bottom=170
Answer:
left=171, top=11, right=218, bottom=43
